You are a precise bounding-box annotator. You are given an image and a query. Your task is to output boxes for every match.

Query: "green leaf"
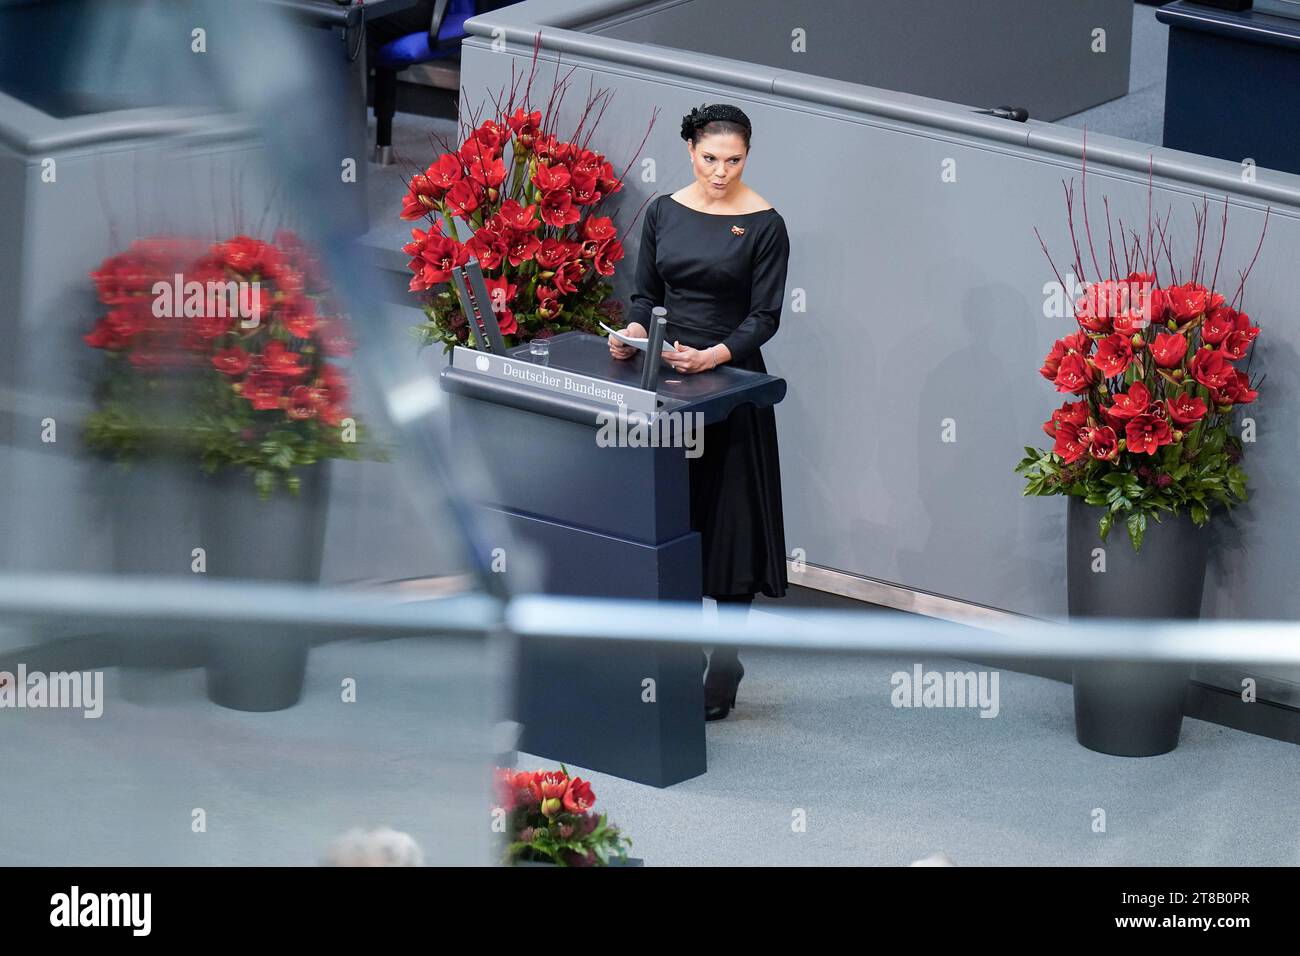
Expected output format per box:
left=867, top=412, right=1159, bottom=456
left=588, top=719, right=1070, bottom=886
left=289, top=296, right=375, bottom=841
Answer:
left=1098, top=511, right=1112, bottom=542
left=254, top=469, right=276, bottom=500
left=1226, top=467, right=1247, bottom=500
left=1126, top=510, right=1146, bottom=553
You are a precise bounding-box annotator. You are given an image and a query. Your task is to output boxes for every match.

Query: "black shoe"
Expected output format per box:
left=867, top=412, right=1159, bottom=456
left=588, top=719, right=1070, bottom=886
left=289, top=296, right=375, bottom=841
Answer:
left=704, top=692, right=737, bottom=722
left=704, top=656, right=744, bottom=721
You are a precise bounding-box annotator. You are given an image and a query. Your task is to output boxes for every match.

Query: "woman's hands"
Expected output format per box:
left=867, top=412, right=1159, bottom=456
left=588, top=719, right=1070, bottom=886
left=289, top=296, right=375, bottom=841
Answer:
left=608, top=325, right=730, bottom=374
left=664, top=341, right=728, bottom=374
left=608, top=322, right=647, bottom=360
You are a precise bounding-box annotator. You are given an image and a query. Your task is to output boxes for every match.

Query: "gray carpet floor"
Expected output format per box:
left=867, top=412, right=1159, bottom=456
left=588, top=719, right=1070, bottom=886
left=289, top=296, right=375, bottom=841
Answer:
left=519, top=606, right=1300, bottom=867
left=0, top=638, right=500, bottom=866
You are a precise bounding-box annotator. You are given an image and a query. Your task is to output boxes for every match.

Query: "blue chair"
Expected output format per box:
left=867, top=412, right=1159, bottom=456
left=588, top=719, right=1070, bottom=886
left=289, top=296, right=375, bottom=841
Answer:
left=371, top=0, right=476, bottom=164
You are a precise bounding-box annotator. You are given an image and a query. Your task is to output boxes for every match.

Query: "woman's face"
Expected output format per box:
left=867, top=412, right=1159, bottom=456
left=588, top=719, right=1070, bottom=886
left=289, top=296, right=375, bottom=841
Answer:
left=688, top=131, right=748, bottom=199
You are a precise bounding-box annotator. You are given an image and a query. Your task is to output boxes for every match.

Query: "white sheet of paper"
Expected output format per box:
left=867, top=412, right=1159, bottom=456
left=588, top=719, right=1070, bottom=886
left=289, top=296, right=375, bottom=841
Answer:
left=601, top=321, right=677, bottom=354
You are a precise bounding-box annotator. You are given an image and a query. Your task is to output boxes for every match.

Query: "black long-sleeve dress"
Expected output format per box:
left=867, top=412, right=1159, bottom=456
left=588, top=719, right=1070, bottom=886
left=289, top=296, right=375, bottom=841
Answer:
left=627, top=194, right=791, bottom=600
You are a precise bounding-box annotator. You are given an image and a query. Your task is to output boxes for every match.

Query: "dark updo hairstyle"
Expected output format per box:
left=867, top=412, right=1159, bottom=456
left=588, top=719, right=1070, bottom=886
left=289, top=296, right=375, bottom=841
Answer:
left=679, top=103, right=752, bottom=149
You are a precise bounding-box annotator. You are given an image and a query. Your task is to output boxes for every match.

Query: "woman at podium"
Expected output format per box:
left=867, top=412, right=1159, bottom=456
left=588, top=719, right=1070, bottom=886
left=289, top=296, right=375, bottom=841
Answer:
left=610, top=103, right=791, bottom=721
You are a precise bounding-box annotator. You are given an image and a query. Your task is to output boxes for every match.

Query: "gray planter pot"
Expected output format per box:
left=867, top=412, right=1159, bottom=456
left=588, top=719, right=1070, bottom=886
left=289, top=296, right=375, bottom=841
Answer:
left=1066, top=497, right=1210, bottom=757
left=197, top=466, right=330, bottom=712
left=108, top=460, right=206, bottom=703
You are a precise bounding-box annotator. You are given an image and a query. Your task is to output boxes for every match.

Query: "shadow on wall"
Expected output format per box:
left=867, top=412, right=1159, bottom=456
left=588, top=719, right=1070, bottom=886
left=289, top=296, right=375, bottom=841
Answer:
left=894, top=281, right=1053, bottom=613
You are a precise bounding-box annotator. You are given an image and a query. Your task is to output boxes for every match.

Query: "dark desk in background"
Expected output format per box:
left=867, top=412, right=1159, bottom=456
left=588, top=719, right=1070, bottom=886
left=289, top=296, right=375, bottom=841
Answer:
left=252, top=0, right=419, bottom=234
left=1160, top=0, right=1300, bottom=176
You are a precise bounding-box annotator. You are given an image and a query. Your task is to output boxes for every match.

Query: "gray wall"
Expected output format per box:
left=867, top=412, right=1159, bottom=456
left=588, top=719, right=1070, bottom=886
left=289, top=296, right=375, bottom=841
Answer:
left=587, top=0, right=1132, bottom=122
left=460, top=0, right=1300, bottom=697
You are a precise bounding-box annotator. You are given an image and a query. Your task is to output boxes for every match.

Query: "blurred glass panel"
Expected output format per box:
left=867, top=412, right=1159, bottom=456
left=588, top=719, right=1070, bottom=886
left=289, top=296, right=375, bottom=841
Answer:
left=0, top=0, right=512, bottom=866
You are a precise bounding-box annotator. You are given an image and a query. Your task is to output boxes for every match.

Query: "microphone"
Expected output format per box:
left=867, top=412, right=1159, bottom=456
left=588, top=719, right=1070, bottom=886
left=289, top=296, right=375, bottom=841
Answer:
left=974, top=105, right=1030, bottom=122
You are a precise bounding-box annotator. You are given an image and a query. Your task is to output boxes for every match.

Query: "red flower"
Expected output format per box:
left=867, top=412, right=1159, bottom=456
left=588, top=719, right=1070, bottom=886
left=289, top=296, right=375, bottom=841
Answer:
left=216, top=236, right=271, bottom=274
left=1053, top=421, right=1089, bottom=463
left=279, top=299, right=318, bottom=339
left=1074, top=282, right=1115, bottom=334
left=466, top=156, right=506, bottom=191
left=505, top=770, right=541, bottom=809
left=1166, top=391, right=1207, bottom=426
left=506, top=107, right=542, bottom=149
left=285, top=385, right=317, bottom=421
left=570, top=170, right=601, bottom=205
left=534, top=238, right=571, bottom=271
left=1053, top=352, right=1096, bottom=394
left=551, top=259, right=585, bottom=296
left=1107, top=381, right=1151, bottom=420
left=562, top=777, right=596, bottom=814
left=401, top=173, right=443, bottom=221
left=258, top=340, right=308, bottom=379
left=1042, top=400, right=1088, bottom=437
left=465, top=224, right=508, bottom=272
left=458, top=137, right=498, bottom=169
left=596, top=160, right=623, bottom=197
left=1125, top=414, right=1173, bottom=455
left=1211, top=369, right=1258, bottom=406
left=1088, top=425, right=1119, bottom=461
left=534, top=162, right=571, bottom=192
left=1093, top=333, right=1133, bottom=378
left=471, top=120, right=509, bottom=153
left=319, top=364, right=350, bottom=404
left=1112, top=305, right=1152, bottom=336
left=213, top=346, right=253, bottom=376
left=536, top=285, right=561, bottom=319
left=497, top=199, right=538, bottom=232
left=540, top=189, right=580, bottom=227
left=1201, top=304, right=1236, bottom=344
left=318, top=402, right=349, bottom=427
left=193, top=307, right=234, bottom=340
left=1149, top=331, right=1188, bottom=368
left=444, top=179, right=483, bottom=218
left=483, top=275, right=518, bottom=336
left=505, top=231, right=541, bottom=267
left=1041, top=330, right=1094, bottom=381
left=242, top=372, right=284, bottom=411
left=537, top=770, right=568, bottom=818
left=1165, top=282, right=1221, bottom=323
left=593, top=238, right=624, bottom=276
left=1190, top=347, right=1234, bottom=391
left=83, top=318, right=128, bottom=350
left=1218, top=312, right=1259, bottom=360
left=426, top=153, right=464, bottom=191
left=583, top=216, right=616, bottom=242
left=404, top=226, right=471, bottom=291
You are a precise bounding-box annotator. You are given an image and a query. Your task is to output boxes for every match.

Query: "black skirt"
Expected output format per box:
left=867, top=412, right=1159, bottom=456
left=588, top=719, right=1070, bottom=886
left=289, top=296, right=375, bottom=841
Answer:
left=669, top=325, right=789, bottom=600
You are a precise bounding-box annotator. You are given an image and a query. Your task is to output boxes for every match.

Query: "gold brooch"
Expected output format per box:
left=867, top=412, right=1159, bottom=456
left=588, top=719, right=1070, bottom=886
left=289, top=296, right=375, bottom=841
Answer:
left=731, top=225, right=745, bottom=236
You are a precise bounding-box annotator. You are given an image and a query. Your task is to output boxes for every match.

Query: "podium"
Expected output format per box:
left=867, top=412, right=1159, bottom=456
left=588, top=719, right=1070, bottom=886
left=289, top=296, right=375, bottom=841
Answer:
left=439, top=331, right=786, bottom=786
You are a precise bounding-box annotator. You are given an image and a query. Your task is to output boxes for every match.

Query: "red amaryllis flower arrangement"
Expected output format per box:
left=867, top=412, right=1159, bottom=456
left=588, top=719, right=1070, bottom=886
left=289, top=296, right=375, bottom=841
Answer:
left=83, top=231, right=367, bottom=497
left=493, top=765, right=631, bottom=866
left=400, top=49, right=655, bottom=351
left=1017, top=144, right=1267, bottom=551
